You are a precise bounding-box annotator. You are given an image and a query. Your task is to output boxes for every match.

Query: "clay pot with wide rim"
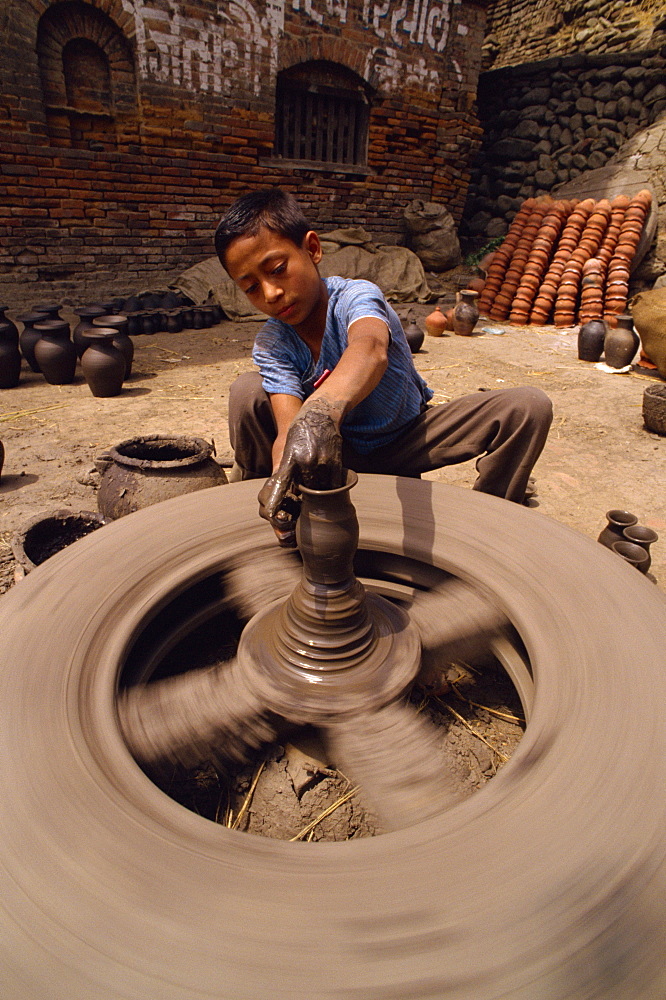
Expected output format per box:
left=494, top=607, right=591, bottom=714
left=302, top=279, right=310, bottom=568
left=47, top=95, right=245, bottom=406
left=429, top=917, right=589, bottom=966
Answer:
left=73, top=306, right=108, bottom=357
left=598, top=509, right=638, bottom=549
left=11, top=509, right=107, bottom=576
left=96, top=434, right=228, bottom=519
left=33, top=320, right=77, bottom=384
left=80, top=329, right=126, bottom=397
left=92, top=315, right=133, bottom=379
left=453, top=290, right=480, bottom=335
left=622, top=525, right=658, bottom=573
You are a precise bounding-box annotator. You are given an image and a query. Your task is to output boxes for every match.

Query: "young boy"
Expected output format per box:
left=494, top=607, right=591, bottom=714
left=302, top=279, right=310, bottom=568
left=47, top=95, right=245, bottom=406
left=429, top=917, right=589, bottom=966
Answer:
left=215, top=188, right=552, bottom=546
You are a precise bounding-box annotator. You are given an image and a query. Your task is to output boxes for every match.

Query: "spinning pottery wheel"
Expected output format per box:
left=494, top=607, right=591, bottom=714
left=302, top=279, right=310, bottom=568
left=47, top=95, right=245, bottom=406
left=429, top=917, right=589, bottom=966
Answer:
left=0, top=475, right=665, bottom=999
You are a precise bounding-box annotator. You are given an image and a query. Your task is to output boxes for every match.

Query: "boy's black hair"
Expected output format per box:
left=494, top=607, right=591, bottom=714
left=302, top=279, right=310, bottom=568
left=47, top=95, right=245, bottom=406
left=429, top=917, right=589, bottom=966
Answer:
left=214, top=188, right=311, bottom=269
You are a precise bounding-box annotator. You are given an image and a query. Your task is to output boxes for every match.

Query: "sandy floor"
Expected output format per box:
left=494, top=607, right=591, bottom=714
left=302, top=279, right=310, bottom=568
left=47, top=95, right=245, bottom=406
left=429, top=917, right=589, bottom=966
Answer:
left=1, top=305, right=664, bottom=591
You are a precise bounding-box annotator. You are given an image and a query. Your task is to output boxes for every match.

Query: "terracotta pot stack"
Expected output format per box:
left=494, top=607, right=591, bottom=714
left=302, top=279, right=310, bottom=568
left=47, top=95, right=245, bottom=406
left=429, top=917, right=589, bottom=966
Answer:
left=478, top=191, right=651, bottom=328
left=477, top=199, right=537, bottom=316
left=603, top=191, right=652, bottom=325
left=509, top=202, right=569, bottom=325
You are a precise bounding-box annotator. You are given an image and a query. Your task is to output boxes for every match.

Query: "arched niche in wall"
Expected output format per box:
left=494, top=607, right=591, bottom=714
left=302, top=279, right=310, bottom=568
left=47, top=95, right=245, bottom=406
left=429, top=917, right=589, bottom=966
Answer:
left=37, top=0, right=136, bottom=149
left=274, top=61, right=373, bottom=170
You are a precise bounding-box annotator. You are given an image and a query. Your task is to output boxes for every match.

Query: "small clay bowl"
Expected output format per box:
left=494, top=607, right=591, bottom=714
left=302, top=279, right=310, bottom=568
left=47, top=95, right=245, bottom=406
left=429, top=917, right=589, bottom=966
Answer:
left=611, top=540, right=650, bottom=573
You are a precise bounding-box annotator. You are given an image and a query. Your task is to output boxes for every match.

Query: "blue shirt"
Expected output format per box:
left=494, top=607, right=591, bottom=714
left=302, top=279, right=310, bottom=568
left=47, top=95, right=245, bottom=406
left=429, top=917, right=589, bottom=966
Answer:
left=252, top=277, right=433, bottom=454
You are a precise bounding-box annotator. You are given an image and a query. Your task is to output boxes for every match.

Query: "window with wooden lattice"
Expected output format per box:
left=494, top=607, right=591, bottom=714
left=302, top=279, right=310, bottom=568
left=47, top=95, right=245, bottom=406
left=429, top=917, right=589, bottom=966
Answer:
left=275, top=62, right=370, bottom=169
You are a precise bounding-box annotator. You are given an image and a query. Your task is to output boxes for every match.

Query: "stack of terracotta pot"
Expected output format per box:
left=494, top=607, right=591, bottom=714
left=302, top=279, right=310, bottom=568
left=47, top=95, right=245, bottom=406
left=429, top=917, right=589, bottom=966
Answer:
left=477, top=191, right=652, bottom=328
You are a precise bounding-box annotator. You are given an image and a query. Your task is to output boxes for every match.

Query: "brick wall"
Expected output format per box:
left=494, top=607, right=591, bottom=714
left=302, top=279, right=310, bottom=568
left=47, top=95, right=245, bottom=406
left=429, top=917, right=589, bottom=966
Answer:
left=0, top=0, right=487, bottom=309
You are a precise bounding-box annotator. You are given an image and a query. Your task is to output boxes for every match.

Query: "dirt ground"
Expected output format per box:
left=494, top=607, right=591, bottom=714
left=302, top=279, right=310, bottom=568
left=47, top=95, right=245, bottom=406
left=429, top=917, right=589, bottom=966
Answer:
left=1, top=297, right=664, bottom=589
left=1, top=293, right=664, bottom=839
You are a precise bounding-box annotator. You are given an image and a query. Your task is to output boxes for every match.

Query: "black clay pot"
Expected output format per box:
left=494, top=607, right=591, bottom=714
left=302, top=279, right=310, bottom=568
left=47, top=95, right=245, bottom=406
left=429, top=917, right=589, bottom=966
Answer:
left=403, top=313, right=424, bottom=354
left=123, top=296, right=141, bottom=314
left=597, top=509, right=638, bottom=549
left=18, top=311, right=49, bottom=372
left=192, top=307, right=205, bottom=330
left=92, top=315, right=133, bottom=379
left=11, top=509, right=107, bottom=573
left=0, top=322, right=21, bottom=388
left=33, top=320, right=77, bottom=384
left=73, top=306, right=108, bottom=358
left=166, top=309, right=183, bottom=333
left=604, top=314, right=639, bottom=369
left=32, top=303, right=62, bottom=320
left=140, top=311, right=156, bottom=335
left=0, top=439, right=4, bottom=479
left=622, top=524, right=658, bottom=573
left=578, top=320, right=606, bottom=362
left=80, top=329, right=125, bottom=397
left=181, top=307, right=194, bottom=330
left=611, top=539, right=650, bottom=574
left=0, top=307, right=19, bottom=345
left=125, top=312, right=143, bottom=337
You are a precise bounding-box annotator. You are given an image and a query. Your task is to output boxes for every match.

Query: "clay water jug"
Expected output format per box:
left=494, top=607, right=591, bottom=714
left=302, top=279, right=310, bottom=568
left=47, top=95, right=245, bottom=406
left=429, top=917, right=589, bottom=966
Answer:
left=403, top=311, right=424, bottom=353
left=453, top=289, right=479, bottom=336
left=0, top=322, right=22, bottom=388
left=622, top=524, right=658, bottom=573
left=597, top=509, right=638, bottom=549
left=33, top=319, right=77, bottom=384
left=92, top=315, right=133, bottom=379
left=18, top=311, right=49, bottom=372
left=425, top=306, right=448, bottom=337
left=73, top=305, right=107, bottom=357
left=578, top=320, right=606, bottom=362
left=603, top=314, right=639, bottom=369
left=80, top=329, right=126, bottom=397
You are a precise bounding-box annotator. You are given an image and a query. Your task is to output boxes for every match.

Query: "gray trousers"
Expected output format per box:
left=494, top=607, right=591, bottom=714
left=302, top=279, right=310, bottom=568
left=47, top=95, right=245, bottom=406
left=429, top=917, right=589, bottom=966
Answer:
left=228, top=372, right=553, bottom=503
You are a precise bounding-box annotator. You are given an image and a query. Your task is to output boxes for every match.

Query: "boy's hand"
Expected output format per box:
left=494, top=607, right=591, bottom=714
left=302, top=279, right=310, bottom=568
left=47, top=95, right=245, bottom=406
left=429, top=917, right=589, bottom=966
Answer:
left=258, top=404, right=344, bottom=546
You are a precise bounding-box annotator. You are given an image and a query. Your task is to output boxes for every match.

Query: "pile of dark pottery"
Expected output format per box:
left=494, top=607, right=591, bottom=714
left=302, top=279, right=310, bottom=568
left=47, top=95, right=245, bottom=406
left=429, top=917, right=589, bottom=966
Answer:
left=0, top=292, right=222, bottom=398
left=598, top=508, right=659, bottom=575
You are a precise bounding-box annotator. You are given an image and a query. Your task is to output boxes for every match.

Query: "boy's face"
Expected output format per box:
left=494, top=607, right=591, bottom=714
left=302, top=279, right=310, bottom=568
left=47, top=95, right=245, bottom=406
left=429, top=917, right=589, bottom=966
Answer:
left=224, top=227, right=325, bottom=329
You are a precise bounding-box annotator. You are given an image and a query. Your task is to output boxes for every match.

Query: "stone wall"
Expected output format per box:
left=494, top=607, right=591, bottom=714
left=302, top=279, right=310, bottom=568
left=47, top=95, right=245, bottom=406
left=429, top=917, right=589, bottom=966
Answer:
left=0, top=0, right=487, bottom=309
left=482, top=0, right=666, bottom=71
left=462, top=48, right=666, bottom=244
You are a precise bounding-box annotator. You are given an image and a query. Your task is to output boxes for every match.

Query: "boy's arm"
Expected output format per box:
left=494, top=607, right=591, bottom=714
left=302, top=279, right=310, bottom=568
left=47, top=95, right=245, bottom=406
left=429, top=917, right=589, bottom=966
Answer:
left=259, top=317, right=389, bottom=539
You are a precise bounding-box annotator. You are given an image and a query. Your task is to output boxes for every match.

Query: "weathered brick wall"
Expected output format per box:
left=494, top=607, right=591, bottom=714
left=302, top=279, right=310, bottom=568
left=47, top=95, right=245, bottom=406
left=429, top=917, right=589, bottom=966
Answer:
left=483, top=0, right=666, bottom=71
left=0, top=0, right=487, bottom=309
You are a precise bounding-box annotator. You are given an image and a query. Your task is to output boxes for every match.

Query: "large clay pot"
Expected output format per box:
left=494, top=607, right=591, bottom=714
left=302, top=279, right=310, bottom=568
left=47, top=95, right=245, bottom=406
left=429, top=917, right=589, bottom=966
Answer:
left=33, top=320, right=77, bottom=384
left=32, top=303, right=62, bottom=320
left=0, top=307, right=19, bottom=345
left=18, top=311, right=49, bottom=372
left=597, top=509, right=638, bottom=549
left=0, top=321, right=21, bottom=388
left=11, top=509, right=107, bottom=575
left=80, top=329, right=126, bottom=397
left=73, top=306, right=107, bottom=357
left=92, top=315, right=133, bottom=379
left=96, top=435, right=228, bottom=519
left=603, top=314, right=639, bottom=369
left=453, top=289, right=480, bottom=336
left=642, top=383, right=666, bottom=435
left=577, top=320, right=606, bottom=362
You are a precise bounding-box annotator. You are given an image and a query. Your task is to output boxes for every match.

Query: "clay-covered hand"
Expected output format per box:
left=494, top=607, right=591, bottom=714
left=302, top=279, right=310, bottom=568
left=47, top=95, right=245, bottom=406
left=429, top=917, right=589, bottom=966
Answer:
left=258, top=403, right=344, bottom=546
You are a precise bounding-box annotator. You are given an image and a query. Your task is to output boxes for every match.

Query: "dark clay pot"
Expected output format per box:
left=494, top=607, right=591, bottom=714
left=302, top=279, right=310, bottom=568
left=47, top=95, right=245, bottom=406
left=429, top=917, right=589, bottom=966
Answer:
left=0, top=440, right=4, bottom=479
left=622, top=524, right=658, bottom=573
left=95, top=435, right=228, bottom=519
left=603, top=314, right=639, bottom=369
left=578, top=320, right=606, bottom=362
left=611, top=539, right=650, bottom=574
left=166, top=309, right=183, bottom=333
left=0, top=307, right=19, bottom=345
left=0, top=322, right=22, bottom=388
left=597, top=509, right=638, bottom=549
left=403, top=313, right=424, bottom=354
left=33, top=320, right=77, bottom=384
left=181, top=307, right=194, bottom=330
left=73, top=306, right=108, bottom=358
left=18, top=311, right=49, bottom=372
left=453, top=290, right=480, bottom=336
left=11, top=509, right=107, bottom=574
left=92, top=315, right=133, bottom=378
left=32, top=303, right=62, bottom=320
left=80, top=329, right=126, bottom=397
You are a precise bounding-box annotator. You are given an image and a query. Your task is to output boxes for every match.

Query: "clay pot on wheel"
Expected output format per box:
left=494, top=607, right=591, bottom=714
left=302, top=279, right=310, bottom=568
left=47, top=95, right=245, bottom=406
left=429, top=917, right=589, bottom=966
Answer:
left=80, top=329, right=126, bottom=397
left=603, top=314, right=639, bottom=369
left=453, top=290, right=480, bottom=336
left=96, top=435, right=228, bottom=519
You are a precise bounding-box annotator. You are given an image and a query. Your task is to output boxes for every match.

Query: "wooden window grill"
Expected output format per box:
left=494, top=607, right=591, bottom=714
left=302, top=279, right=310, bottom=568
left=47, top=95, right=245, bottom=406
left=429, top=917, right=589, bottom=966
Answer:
left=275, top=80, right=369, bottom=167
